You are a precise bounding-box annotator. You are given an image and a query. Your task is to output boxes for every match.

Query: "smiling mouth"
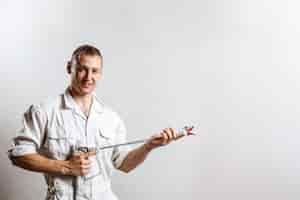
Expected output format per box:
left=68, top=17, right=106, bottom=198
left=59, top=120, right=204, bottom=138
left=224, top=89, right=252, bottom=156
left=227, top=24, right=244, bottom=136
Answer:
left=82, top=84, right=93, bottom=87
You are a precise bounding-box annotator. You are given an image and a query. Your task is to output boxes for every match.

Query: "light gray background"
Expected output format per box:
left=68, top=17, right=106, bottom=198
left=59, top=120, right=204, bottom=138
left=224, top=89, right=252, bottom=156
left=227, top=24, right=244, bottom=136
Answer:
left=1, top=0, right=299, bottom=199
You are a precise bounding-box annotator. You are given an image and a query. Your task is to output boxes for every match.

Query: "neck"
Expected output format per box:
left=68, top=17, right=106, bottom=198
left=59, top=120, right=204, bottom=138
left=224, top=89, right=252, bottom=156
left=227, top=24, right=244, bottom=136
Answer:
left=68, top=86, right=93, bottom=109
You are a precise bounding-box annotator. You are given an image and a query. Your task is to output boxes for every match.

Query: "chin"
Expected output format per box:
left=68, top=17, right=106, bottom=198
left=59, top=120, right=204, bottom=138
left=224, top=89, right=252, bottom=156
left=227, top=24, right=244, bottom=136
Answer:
left=80, top=86, right=95, bottom=95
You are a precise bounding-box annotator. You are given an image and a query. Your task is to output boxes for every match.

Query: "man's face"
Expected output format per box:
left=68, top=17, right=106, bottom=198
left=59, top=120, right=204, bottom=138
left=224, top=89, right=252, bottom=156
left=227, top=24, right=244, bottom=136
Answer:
left=69, top=54, right=102, bottom=96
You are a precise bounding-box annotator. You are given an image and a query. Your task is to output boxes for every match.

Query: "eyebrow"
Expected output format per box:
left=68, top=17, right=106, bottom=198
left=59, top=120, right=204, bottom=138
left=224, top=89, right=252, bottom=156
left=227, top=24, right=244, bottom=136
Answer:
left=77, top=64, right=100, bottom=70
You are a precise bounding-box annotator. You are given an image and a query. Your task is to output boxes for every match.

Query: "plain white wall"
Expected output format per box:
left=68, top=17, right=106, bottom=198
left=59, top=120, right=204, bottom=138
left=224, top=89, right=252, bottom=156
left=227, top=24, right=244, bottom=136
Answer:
left=1, top=0, right=300, bottom=199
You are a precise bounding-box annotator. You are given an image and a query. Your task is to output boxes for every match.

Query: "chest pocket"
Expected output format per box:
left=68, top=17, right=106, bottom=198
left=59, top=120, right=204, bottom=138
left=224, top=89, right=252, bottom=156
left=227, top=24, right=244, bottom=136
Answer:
left=46, top=126, right=75, bottom=159
left=96, top=126, right=116, bottom=174
left=44, top=111, right=76, bottom=160
left=46, top=127, right=73, bottom=159
left=97, top=126, right=115, bottom=148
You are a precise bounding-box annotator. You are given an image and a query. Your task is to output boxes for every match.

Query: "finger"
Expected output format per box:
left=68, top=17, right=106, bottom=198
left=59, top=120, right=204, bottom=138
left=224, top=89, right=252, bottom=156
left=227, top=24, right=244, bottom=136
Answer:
left=163, top=129, right=172, bottom=142
left=70, top=154, right=80, bottom=162
left=148, top=134, right=162, bottom=145
left=161, top=132, right=169, bottom=144
left=83, top=152, right=91, bottom=159
left=174, top=134, right=185, bottom=140
left=148, top=134, right=164, bottom=146
left=87, top=151, right=97, bottom=157
left=164, top=128, right=172, bottom=140
left=151, top=134, right=163, bottom=140
left=167, top=128, right=175, bottom=140
left=78, top=158, right=90, bottom=167
left=79, top=153, right=88, bottom=160
left=81, top=159, right=91, bottom=165
left=80, top=163, right=91, bottom=169
left=80, top=159, right=89, bottom=166
left=162, top=129, right=169, bottom=140
left=73, top=151, right=81, bottom=156
left=72, top=154, right=82, bottom=160
left=162, top=129, right=168, bottom=141
left=169, top=128, right=176, bottom=139
left=159, top=132, right=167, bottom=144
left=81, top=169, right=90, bottom=176
left=148, top=133, right=168, bottom=147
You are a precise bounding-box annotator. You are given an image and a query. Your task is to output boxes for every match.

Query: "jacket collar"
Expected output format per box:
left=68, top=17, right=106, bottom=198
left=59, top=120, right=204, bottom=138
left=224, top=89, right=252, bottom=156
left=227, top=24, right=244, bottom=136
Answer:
left=62, top=88, right=104, bottom=114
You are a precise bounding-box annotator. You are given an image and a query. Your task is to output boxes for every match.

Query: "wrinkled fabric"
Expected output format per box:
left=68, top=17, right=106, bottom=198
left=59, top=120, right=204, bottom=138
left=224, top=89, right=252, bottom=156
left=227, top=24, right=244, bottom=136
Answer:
left=8, top=89, right=131, bottom=200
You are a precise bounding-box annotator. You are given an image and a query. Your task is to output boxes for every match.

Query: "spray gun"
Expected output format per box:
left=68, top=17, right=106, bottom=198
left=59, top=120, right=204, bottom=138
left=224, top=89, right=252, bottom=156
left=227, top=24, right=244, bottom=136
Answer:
left=71, top=126, right=196, bottom=199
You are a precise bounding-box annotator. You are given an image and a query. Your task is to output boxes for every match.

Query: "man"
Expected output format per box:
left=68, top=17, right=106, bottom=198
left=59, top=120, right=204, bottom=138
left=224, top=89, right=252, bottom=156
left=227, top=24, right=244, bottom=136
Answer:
left=8, top=44, right=184, bottom=200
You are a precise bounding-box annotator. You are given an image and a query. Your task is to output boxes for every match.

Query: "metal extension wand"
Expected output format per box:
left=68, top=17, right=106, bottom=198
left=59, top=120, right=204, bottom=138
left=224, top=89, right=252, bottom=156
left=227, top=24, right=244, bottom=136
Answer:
left=77, top=126, right=197, bottom=154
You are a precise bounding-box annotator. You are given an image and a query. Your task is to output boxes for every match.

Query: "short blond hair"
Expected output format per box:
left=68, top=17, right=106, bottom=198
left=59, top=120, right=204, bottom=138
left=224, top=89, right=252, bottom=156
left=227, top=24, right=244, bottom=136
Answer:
left=71, top=44, right=102, bottom=65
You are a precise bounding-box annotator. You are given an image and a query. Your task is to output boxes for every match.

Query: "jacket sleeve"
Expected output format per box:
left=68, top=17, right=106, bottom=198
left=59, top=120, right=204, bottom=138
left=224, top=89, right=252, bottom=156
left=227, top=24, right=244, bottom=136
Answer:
left=8, top=104, right=47, bottom=161
left=111, top=118, right=132, bottom=169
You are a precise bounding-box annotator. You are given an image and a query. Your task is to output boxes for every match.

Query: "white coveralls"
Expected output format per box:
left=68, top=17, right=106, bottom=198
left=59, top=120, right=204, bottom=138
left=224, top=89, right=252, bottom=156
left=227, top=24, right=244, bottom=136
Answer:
left=8, top=89, right=131, bottom=200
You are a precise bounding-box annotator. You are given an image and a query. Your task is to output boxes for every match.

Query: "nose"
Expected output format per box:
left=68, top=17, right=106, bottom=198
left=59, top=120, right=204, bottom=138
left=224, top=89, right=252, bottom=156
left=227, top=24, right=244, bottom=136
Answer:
left=85, top=69, right=93, bottom=80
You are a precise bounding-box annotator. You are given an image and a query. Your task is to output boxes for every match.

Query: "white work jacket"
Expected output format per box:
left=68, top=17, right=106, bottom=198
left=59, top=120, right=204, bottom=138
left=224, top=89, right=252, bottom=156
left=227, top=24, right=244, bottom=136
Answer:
left=8, top=89, right=131, bottom=200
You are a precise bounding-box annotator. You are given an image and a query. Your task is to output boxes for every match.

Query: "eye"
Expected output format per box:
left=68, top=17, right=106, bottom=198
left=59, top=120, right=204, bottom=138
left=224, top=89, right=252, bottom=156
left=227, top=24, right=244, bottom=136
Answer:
left=92, top=69, right=100, bottom=74
left=77, top=66, right=84, bottom=72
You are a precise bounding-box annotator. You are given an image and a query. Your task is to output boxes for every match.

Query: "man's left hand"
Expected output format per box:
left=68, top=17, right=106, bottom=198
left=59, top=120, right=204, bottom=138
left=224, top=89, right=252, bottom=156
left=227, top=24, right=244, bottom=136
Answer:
left=144, top=128, right=184, bottom=151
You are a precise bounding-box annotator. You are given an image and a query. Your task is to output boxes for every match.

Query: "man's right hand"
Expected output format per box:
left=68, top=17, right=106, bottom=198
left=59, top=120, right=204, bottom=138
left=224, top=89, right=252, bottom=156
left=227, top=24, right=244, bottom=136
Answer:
left=64, top=152, right=92, bottom=176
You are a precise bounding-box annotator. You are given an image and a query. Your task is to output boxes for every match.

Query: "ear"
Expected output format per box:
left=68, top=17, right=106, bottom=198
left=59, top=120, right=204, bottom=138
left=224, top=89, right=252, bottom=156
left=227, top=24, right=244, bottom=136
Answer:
left=67, top=61, right=72, bottom=74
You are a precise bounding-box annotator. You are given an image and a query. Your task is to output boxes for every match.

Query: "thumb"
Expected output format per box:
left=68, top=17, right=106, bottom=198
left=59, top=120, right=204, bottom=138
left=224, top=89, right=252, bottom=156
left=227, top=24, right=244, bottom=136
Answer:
left=150, top=134, right=163, bottom=140
left=79, top=152, right=89, bottom=159
left=174, top=133, right=185, bottom=140
left=87, top=150, right=97, bottom=157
